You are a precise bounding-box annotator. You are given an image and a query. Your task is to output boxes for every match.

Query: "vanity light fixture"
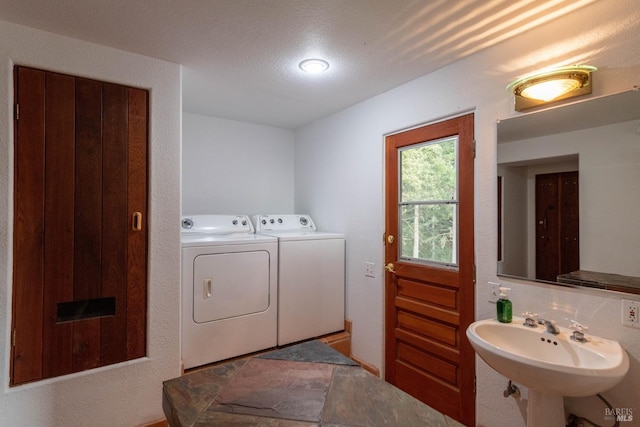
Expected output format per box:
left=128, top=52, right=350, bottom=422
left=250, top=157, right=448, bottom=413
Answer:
left=299, top=58, right=329, bottom=74
left=507, top=65, right=596, bottom=111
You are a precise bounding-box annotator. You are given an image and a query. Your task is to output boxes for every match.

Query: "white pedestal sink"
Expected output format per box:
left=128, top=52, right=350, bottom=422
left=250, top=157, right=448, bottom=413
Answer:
left=466, top=317, right=629, bottom=427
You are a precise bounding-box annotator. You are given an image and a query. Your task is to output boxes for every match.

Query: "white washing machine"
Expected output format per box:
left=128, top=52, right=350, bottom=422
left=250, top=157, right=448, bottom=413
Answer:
left=181, top=214, right=277, bottom=369
left=254, top=214, right=345, bottom=346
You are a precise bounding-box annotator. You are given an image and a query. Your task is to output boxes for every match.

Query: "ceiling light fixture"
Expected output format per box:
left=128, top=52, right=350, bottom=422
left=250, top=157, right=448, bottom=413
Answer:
left=507, top=65, right=597, bottom=111
left=299, top=58, right=330, bottom=74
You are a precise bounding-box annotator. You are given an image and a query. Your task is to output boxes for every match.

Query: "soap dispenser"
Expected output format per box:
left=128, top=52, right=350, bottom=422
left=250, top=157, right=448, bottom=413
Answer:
left=496, top=287, right=512, bottom=323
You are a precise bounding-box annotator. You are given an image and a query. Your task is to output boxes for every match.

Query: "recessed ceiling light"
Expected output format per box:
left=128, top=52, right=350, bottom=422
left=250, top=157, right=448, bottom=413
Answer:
left=299, top=58, right=329, bottom=74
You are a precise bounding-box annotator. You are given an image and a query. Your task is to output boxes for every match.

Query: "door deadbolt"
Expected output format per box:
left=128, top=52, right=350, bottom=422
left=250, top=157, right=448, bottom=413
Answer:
left=387, top=235, right=395, bottom=244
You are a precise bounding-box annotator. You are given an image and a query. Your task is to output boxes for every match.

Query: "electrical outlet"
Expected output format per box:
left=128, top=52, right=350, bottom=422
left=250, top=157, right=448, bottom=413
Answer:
left=364, top=262, right=376, bottom=278
left=622, top=299, right=640, bottom=328
left=488, top=281, right=500, bottom=303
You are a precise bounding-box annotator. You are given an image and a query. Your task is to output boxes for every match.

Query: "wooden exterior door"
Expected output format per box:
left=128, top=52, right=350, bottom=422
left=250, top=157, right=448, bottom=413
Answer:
left=11, top=66, right=148, bottom=385
left=535, top=171, right=579, bottom=281
left=385, top=114, right=475, bottom=426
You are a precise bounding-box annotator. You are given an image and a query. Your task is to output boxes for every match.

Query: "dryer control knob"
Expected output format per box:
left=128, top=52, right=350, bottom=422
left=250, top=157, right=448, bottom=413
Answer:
left=261, top=219, right=267, bottom=225
left=300, top=217, right=308, bottom=226
left=278, top=218, right=283, bottom=224
left=270, top=218, right=275, bottom=224
left=232, top=219, right=238, bottom=225
left=182, top=218, right=194, bottom=229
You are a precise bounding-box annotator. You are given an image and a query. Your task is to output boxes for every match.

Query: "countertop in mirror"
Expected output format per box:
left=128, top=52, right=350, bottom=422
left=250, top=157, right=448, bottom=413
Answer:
left=557, top=270, right=640, bottom=295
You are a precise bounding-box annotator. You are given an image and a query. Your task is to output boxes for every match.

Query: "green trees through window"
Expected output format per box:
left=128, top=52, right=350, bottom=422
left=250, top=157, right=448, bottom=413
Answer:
left=399, top=136, right=458, bottom=265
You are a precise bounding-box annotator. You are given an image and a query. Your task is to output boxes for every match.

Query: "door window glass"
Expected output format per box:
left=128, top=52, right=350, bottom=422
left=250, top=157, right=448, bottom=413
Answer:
left=399, top=136, right=458, bottom=266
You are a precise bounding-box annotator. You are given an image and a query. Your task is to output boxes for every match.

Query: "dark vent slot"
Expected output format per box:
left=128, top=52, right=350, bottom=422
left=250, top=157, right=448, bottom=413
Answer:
left=56, top=297, right=116, bottom=323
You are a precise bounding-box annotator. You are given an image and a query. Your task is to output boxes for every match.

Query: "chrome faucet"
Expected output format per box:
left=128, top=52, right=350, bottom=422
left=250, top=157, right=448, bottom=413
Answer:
left=539, top=318, right=560, bottom=335
left=522, top=311, right=539, bottom=328
left=569, top=320, right=589, bottom=342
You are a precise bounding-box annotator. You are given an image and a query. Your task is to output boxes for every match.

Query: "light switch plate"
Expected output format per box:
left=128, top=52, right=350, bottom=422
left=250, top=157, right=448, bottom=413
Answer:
left=364, top=262, right=376, bottom=278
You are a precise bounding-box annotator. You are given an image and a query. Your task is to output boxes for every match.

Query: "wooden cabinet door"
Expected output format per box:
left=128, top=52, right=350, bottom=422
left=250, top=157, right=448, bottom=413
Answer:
left=11, top=66, right=148, bottom=385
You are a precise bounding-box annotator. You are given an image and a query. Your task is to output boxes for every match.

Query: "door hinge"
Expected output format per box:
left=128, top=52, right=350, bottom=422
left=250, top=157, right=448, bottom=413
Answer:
left=472, top=140, right=476, bottom=158
left=12, top=329, right=16, bottom=347
left=473, top=264, right=476, bottom=283
left=14, top=103, right=19, bottom=120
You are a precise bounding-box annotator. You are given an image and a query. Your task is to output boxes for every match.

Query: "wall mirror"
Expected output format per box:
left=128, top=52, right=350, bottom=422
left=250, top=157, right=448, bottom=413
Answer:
left=497, top=89, right=640, bottom=295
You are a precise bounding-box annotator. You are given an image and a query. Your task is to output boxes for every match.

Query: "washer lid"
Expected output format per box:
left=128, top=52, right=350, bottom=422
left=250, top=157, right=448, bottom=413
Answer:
left=259, top=230, right=344, bottom=241
left=181, top=233, right=277, bottom=247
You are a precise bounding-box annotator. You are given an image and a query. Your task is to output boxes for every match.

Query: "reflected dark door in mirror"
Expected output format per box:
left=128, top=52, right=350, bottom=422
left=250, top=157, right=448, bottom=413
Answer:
left=535, top=172, right=579, bottom=281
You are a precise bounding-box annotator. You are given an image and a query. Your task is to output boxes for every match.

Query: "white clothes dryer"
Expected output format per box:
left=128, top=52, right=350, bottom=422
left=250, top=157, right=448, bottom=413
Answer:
left=181, top=215, right=277, bottom=369
left=254, top=214, right=345, bottom=346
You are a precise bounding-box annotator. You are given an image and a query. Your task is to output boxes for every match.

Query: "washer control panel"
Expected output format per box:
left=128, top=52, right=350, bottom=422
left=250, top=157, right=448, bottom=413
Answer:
left=253, top=214, right=316, bottom=232
left=181, top=215, right=254, bottom=234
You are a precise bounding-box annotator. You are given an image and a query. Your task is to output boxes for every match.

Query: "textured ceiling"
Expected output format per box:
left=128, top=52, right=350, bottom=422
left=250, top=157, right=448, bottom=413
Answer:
left=0, top=0, right=599, bottom=128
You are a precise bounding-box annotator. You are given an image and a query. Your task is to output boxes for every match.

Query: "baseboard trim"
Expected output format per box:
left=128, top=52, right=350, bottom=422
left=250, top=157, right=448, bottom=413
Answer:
left=135, top=419, right=168, bottom=427
left=351, top=354, right=380, bottom=377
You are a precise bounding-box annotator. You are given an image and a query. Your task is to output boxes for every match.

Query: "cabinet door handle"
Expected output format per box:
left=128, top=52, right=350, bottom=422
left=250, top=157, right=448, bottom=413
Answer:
left=132, top=212, right=143, bottom=231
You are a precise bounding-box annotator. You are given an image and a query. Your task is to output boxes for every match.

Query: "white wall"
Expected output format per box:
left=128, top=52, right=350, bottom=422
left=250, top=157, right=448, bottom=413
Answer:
left=294, top=1, right=640, bottom=425
left=182, top=112, right=295, bottom=215
left=0, top=20, right=182, bottom=426
left=497, top=165, right=528, bottom=277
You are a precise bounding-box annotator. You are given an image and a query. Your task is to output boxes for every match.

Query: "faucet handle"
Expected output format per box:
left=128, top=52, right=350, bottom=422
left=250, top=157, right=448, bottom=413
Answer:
left=569, top=320, right=588, bottom=342
left=569, top=319, right=588, bottom=332
left=522, top=312, right=539, bottom=327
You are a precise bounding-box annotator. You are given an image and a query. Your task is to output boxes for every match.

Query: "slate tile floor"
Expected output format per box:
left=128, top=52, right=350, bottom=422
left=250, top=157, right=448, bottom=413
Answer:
left=210, top=358, right=333, bottom=422
left=163, top=341, right=465, bottom=426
